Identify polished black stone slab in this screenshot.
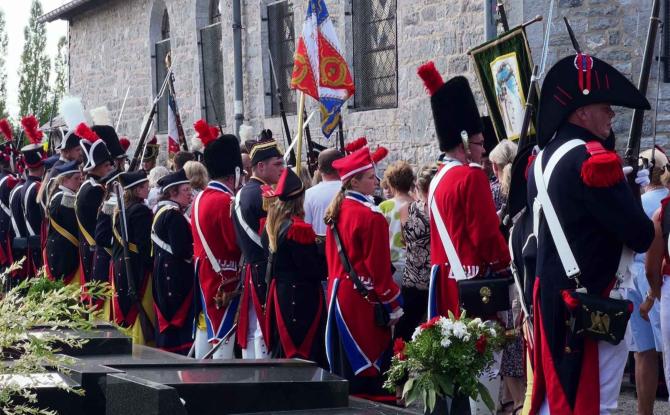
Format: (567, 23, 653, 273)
(242, 397, 422, 414)
(0, 373, 85, 414)
(103, 360, 348, 414)
(29, 323, 132, 356)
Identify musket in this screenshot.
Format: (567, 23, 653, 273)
(202, 323, 237, 359)
(128, 67, 172, 171)
(116, 87, 131, 132)
(115, 182, 155, 343)
(337, 117, 345, 153)
(207, 89, 224, 136)
(624, 0, 662, 197)
(165, 53, 188, 152)
(303, 108, 319, 175)
(268, 51, 295, 165)
(496, 1, 510, 32)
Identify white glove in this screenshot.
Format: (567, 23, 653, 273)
(622, 166, 650, 187)
(635, 168, 650, 186)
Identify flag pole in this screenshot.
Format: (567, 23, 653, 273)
(294, 91, 306, 176)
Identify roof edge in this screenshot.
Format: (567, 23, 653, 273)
(38, 0, 96, 24)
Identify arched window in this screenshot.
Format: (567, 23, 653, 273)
(153, 7, 171, 133)
(199, 0, 225, 125)
(351, 0, 398, 110)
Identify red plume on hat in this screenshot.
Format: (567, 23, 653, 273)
(344, 137, 368, 154)
(193, 119, 219, 147)
(21, 115, 43, 145)
(0, 119, 13, 141)
(75, 122, 100, 143)
(417, 61, 444, 96)
(371, 147, 388, 163)
(119, 137, 131, 151)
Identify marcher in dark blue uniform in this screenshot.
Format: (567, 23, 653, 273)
(152, 169, 195, 355)
(527, 52, 655, 414)
(44, 161, 83, 287)
(262, 167, 327, 366)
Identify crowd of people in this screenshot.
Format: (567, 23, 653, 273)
(2, 46, 670, 415)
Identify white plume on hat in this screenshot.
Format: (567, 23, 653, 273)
(190, 133, 204, 153)
(59, 96, 88, 130)
(239, 124, 255, 143)
(90, 106, 112, 126)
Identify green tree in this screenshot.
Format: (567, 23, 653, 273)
(0, 10, 9, 119)
(17, 0, 51, 123)
(44, 36, 68, 125)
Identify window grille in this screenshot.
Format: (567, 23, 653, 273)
(200, 23, 225, 126)
(155, 38, 171, 133)
(267, 1, 297, 116)
(352, 0, 398, 110)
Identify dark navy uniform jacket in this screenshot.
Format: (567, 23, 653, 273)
(527, 122, 654, 405)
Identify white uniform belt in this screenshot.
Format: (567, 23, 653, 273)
(151, 232, 173, 255)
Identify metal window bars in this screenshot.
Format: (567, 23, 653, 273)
(267, 1, 297, 116)
(352, 0, 398, 110)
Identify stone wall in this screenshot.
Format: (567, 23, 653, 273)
(519, 0, 666, 151)
(63, 0, 670, 168)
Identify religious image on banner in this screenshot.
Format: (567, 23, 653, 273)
(490, 52, 526, 140)
(469, 27, 535, 142)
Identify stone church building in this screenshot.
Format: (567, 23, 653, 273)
(39, 0, 667, 165)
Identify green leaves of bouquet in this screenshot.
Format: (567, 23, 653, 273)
(384, 311, 504, 413)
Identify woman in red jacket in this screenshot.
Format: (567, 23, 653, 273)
(324, 144, 403, 403)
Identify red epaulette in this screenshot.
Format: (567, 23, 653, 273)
(580, 141, 624, 187)
(5, 176, 19, 190)
(524, 154, 537, 180)
(287, 218, 316, 245)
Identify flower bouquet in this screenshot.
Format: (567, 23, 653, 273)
(384, 312, 504, 414)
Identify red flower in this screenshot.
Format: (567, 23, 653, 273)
(393, 338, 406, 361)
(420, 316, 441, 330)
(475, 336, 487, 354)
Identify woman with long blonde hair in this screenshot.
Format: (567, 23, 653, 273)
(263, 167, 326, 364)
(324, 144, 402, 402)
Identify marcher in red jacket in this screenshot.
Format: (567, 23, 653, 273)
(324, 144, 402, 403)
(191, 120, 244, 359)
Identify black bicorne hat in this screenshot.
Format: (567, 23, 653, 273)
(481, 116, 499, 156)
(92, 125, 125, 159)
(274, 167, 304, 202)
(249, 130, 283, 165)
(158, 169, 189, 192)
(21, 144, 46, 169)
(537, 54, 650, 147)
(101, 168, 122, 185)
(418, 62, 482, 152)
(119, 170, 148, 190)
(60, 130, 81, 150)
(53, 160, 80, 178)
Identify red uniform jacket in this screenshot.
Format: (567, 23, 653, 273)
(191, 181, 241, 342)
(325, 192, 401, 376)
(429, 161, 510, 318)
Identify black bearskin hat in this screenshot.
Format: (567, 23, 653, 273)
(193, 119, 243, 179)
(92, 125, 125, 159)
(418, 62, 482, 151)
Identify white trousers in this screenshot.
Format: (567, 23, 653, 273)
(470, 351, 502, 414)
(538, 338, 628, 415)
(241, 299, 268, 359)
(659, 275, 670, 402)
(194, 328, 236, 359)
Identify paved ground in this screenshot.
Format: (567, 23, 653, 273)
(615, 383, 669, 414)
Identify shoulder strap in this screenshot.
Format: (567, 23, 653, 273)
(330, 222, 379, 302)
(233, 186, 263, 248)
(193, 190, 223, 274)
(151, 204, 178, 255)
(23, 182, 38, 236)
(427, 160, 467, 281)
(9, 184, 23, 237)
(0, 176, 11, 217)
(533, 141, 584, 279)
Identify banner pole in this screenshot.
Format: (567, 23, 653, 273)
(294, 91, 306, 176)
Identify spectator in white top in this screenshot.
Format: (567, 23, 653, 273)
(303, 149, 344, 236)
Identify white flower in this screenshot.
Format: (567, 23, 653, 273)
(440, 337, 452, 348)
(411, 326, 423, 341)
(452, 321, 468, 340)
(489, 328, 497, 338)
